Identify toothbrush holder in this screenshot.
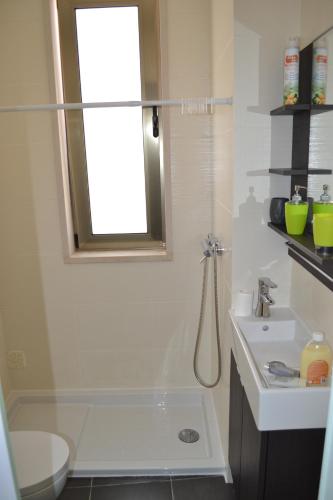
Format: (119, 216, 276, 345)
(285, 202, 309, 235)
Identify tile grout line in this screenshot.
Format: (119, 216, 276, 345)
(170, 476, 175, 500)
(93, 479, 172, 488)
(66, 485, 91, 489)
(88, 478, 93, 500)
(171, 475, 223, 482)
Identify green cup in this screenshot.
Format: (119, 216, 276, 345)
(313, 213, 333, 247)
(285, 202, 309, 235)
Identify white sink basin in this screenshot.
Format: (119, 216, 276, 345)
(236, 309, 307, 376)
(230, 308, 330, 431)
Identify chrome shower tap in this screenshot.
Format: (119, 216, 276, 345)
(201, 234, 224, 259)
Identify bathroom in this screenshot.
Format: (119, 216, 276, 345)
(1, 0, 333, 499)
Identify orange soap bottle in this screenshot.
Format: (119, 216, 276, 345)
(300, 332, 332, 386)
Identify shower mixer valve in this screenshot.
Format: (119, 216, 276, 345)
(201, 233, 225, 259)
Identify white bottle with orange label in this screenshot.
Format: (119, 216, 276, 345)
(300, 332, 332, 386)
(283, 36, 300, 105)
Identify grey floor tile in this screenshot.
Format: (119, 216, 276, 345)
(65, 477, 92, 488)
(93, 476, 170, 487)
(91, 480, 173, 499)
(171, 476, 235, 500)
(58, 486, 91, 500)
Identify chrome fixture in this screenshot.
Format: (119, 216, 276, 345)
(193, 234, 225, 389)
(255, 277, 277, 318)
(178, 429, 200, 444)
(201, 233, 224, 259)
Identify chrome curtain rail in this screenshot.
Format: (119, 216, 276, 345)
(0, 97, 233, 113)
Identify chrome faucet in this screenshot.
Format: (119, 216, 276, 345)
(255, 277, 277, 318)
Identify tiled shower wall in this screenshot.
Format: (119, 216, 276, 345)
(211, 0, 234, 455)
(0, 0, 220, 392)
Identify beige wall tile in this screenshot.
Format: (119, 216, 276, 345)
(0, 0, 220, 394)
(0, 313, 11, 401)
(78, 347, 197, 389)
(291, 262, 333, 348)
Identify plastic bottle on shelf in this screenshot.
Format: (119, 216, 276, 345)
(312, 37, 328, 105)
(283, 36, 300, 105)
(300, 332, 332, 386)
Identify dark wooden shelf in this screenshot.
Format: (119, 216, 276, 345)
(268, 222, 333, 264)
(270, 104, 310, 115)
(268, 222, 333, 290)
(270, 104, 333, 116)
(269, 168, 332, 176)
(311, 104, 333, 114)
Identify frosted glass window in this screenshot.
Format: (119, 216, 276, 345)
(75, 7, 147, 234)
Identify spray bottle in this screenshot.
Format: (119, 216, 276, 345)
(283, 37, 300, 105)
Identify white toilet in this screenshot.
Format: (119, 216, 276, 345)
(10, 431, 70, 500)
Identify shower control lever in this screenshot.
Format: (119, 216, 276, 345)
(201, 233, 225, 259)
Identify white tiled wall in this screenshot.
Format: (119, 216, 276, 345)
(0, 0, 218, 391)
(232, 0, 301, 306)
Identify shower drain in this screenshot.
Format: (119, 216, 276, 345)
(178, 429, 200, 443)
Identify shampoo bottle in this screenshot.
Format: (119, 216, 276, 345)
(283, 37, 300, 105)
(300, 332, 332, 386)
(312, 38, 328, 105)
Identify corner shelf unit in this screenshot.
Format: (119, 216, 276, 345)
(268, 43, 333, 290)
(268, 223, 333, 291)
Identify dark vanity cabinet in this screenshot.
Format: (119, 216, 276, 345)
(229, 352, 325, 500)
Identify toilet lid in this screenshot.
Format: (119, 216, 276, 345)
(10, 431, 70, 497)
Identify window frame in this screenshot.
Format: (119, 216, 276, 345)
(56, 0, 165, 251)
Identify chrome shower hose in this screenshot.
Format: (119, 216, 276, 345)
(193, 248, 222, 388)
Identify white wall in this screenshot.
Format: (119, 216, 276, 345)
(301, 0, 333, 48)
(232, 0, 301, 306)
(291, 262, 333, 346)
(0, 0, 217, 391)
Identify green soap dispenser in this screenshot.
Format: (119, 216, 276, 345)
(313, 185, 333, 214)
(285, 185, 309, 235)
